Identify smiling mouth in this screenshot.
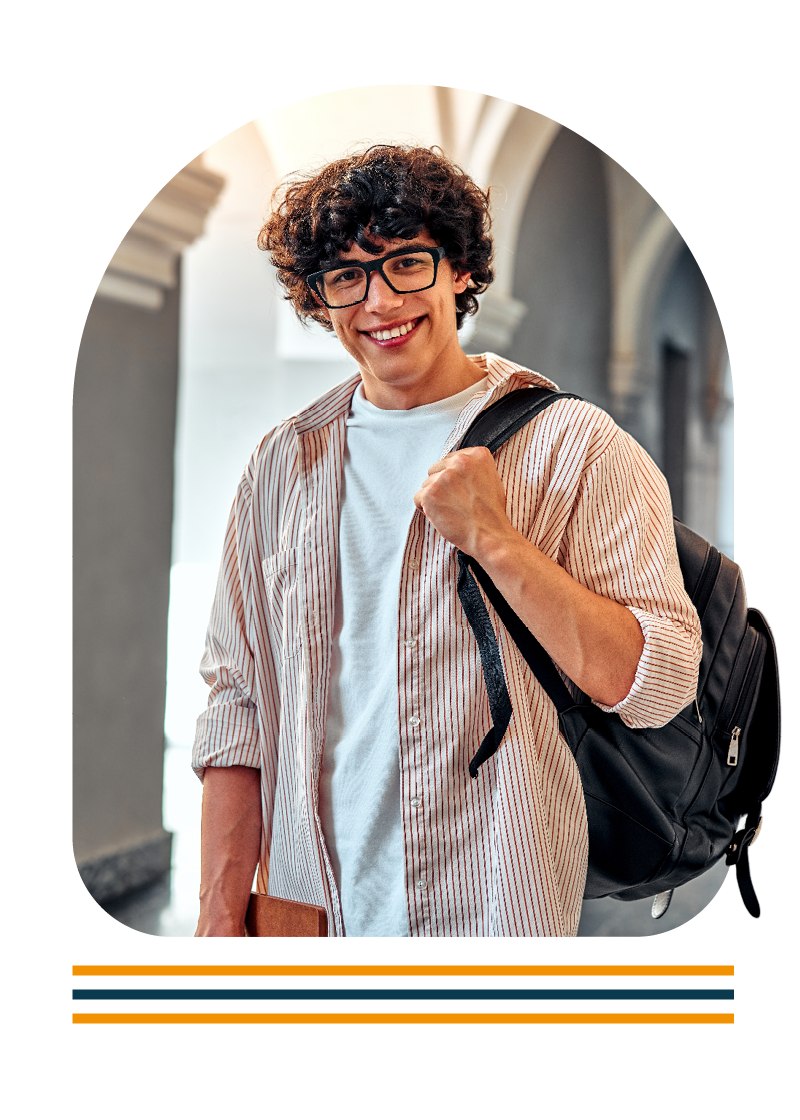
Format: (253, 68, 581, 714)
(366, 318, 420, 341)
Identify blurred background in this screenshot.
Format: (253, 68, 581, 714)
(73, 85, 734, 938)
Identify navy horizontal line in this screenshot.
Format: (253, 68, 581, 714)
(72, 989, 735, 1002)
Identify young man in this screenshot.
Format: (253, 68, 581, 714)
(193, 145, 702, 937)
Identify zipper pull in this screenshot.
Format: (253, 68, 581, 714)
(694, 698, 703, 724)
(727, 726, 741, 767)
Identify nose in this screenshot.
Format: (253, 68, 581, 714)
(363, 269, 404, 313)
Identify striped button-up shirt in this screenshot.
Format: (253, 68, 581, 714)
(193, 353, 702, 936)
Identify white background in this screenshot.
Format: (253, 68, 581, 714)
(3, 1, 798, 1115)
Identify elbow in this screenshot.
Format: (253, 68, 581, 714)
(583, 621, 646, 708)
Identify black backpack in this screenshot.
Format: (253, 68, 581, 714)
(456, 387, 781, 917)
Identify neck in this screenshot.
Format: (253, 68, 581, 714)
(359, 342, 482, 410)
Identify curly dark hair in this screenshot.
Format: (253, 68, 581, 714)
(258, 144, 494, 331)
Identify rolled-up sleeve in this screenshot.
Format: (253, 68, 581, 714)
(192, 469, 262, 778)
(561, 427, 702, 729)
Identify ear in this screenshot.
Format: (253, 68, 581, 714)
(451, 269, 471, 296)
(310, 293, 332, 323)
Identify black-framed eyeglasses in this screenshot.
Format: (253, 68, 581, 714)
(307, 245, 447, 309)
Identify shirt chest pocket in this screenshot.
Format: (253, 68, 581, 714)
(261, 548, 303, 659)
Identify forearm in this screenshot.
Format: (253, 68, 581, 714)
(196, 765, 262, 937)
(473, 525, 644, 707)
(415, 444, 645, 707)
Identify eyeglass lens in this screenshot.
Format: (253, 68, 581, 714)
(317, 251, 437, 307)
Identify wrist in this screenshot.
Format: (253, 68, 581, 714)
(195, 902, 247, 937)
(470, 523, 530, 575)
(195, 920, 245, 937)
(197, 882, 251, 933)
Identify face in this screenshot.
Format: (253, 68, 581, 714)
(315, 231, 472, 408)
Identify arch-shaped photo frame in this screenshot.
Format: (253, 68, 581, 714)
(75, 86, 740, 940)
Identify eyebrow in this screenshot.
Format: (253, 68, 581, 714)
(321, 242, 435, 269)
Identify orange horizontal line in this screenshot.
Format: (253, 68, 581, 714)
(73, 965, 734, 977)
(73, 1012, 733, 1025)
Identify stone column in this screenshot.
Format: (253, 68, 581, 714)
(73, 158, 224, 904)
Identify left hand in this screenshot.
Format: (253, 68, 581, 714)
(413, 446, 516, 560)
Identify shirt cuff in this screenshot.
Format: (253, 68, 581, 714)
(192, 707, 262, 779)
(592, 607, 701, 729)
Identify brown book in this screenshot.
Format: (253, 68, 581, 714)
(245, 891, 328, 937)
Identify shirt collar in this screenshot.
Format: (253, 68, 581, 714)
(290, 352, 559, 435)
(442, 354, 559, 453)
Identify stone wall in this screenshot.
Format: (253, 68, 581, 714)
(73, 281, 181, 902)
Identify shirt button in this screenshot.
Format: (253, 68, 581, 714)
(410, 796, 422, 808)
(417, 878, 428, 891)
(408, 716, 421, 728)
(408, 558, 420, 570)
(404, 638, 417, 649)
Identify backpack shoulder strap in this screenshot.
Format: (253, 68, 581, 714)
(458, 386, 584, 454)
(455, 386, 584, 776)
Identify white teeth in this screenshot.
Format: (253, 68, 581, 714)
(370, 320, 415, 340)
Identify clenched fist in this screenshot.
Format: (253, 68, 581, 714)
(413, 446, 517, 561)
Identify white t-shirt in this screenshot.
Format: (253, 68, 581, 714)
(318, 376, 489, 936)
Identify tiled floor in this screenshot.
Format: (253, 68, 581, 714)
(575, 858, 728, 936)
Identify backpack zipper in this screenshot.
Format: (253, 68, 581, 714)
(744, 610, 781, 803)
(719, 628, 766, 769)
(727, 727, 741, 767)
(717, 627, 760, 730)
(691, 545, 722, 621)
